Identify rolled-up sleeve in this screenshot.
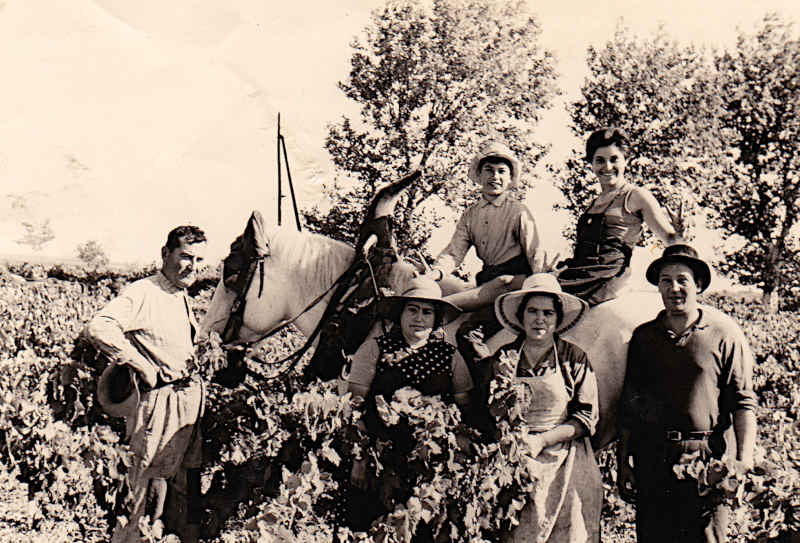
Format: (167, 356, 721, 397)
(518, 206, 544, 273)
(720, 330, 758, 414)
(565, 349, 600, 436)
(451, 351, 474, 394)
(434, 212, 472, 276)
(345, 339, 381, 389)
(85, 287, 159, 385)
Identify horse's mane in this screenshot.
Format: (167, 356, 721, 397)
(264, 226, 355, 295)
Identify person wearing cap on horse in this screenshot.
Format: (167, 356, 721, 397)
(616, 244, 757, 542)
(86, 225, 207, 542)
(340, 275, 473, 535)
(423, 141, 546, 401)
(557, 127, 680, 305)
(480, 273, 601, 542)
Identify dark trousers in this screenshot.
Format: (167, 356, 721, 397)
(632, 438, 728, 543)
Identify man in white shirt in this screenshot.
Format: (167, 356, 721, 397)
(87, 225, 207, 542)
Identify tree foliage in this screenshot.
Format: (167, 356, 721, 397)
(76, 240, 110, 270)
(555, 24, 727, 242)
(707, 15, 800, 297)
(305, 0, 559, 252)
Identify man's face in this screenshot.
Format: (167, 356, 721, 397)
(657, 262, 700, 315)
(479, 159, 512, 200)
(161, 238, 207, 290)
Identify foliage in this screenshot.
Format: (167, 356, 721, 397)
(554, 23, 726, 243)
(0, 265, 798, 542)
(76, 240, 110, 270)
(707, 14, 800, 296)
(306, 0, 558, 252)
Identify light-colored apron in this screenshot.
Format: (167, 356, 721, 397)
(503, 345, 602, 543)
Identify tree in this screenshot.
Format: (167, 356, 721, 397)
(554, 23, 727, 241)
(16, 219, 55, 251)
(304, 0, 558, 252)
(76, 240, 109, 270)
(709, 15, 800, 307)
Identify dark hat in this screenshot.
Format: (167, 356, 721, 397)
(646, 244, 711, 292)
(97, 362, 140, 418)
(378, 276, 462, 325)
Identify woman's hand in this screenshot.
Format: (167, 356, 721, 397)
(350, 458, 368, 490)
(524, 431, 545, 458)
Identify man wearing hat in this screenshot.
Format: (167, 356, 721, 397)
(616, 244, 757, 542)
(426, 141, 545, 395)
(86, 225, 207, 542)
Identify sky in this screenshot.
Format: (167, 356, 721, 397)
(1, 0, 798, 288)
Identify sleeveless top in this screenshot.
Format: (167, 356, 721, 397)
(586, 183, 643, 248)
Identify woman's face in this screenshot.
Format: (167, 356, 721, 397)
(400, 300, 436, 344)
(591, 144, 627, 186)
(522, 295, 558, 343)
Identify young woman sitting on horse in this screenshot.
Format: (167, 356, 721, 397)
(557, 127, 679, 305)
(338, 275, 472, 535)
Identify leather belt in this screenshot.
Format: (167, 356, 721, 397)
(665, 429, 714, 441)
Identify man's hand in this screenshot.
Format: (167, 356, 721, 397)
(464, 328, 491, 360)
(616, 461, 637, 503)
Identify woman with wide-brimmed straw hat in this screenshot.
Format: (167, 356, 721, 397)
(482, 273, 602, 542)
(339, 276, 473, 535)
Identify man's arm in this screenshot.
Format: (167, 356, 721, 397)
(432, 211, 472, 278)
(518, 206, 545, 273)
(733, 409, 757, 469)
(85, 289, 159, 387)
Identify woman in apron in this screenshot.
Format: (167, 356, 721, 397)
(490, 273, 601, 542)
(558, 127, 678, 305)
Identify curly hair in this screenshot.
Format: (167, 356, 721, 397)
(164, 225, 206, 251)
(584, 127, 631, 163)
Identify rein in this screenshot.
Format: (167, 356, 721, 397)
(220, 235, 382, 382)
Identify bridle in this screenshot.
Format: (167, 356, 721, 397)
(218, 230, 382, 382)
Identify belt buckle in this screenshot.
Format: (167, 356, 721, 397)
(666, 430, 682, 441)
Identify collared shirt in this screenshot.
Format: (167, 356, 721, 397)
(86, 273, 198, 384)
(620, 308, 757, 435)
(434, 192, 543, 275)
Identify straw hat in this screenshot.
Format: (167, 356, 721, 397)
(97, 362, 140, 418)
(467, 141, 521, 186)
(495, 273, 588, 335)
(378, 276, 462, 325)
(645, 244, 711, 293)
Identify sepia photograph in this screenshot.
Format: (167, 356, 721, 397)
(0, 0, 798, 541)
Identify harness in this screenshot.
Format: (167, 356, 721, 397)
(217, 211, 384, 384)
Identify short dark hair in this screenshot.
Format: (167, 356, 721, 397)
(585, 127, 631, 162)
(478, 156, 514, 174)
(164, 225, 206, 251)
(398, 299, 444, 331)
(515, 292, 564, 328)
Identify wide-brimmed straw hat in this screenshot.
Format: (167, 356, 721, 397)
(495, 273, 588, 335)
(645, 244, 711, 293)
(467, 141, 521, 186)
(378, 276, 462, 325)
(97, 362, 140, 418)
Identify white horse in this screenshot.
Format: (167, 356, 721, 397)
(199, 224, 674, 449)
